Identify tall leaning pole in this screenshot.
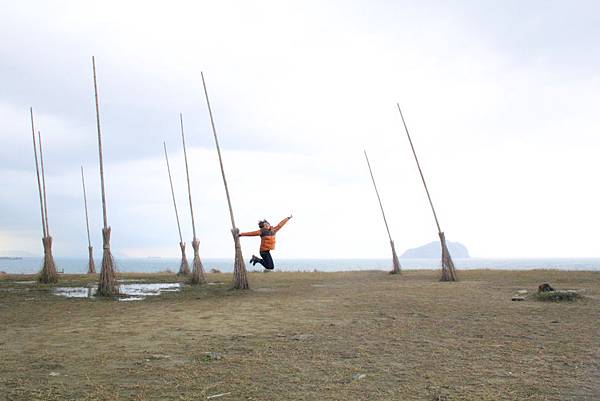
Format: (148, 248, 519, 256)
(92, 56, 119, 296)
(163, 141, 191, 277)
(30, 109, 58, 283)
(364, 150, 401, 274)
(81, 166, 96, 274)
(201, 72, 249, 289)
(396, 103, 457, 281)
(179, 115, 207, 284)
(38, 129, 59, 282)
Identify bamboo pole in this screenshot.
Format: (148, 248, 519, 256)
(164, 142, 184, 243)
(364, 150, 401, 274)
(37, 129, 58, 283)
(30, 108, 46, 238)
(93, 57, 108, 230)
(37, 131, 50, 236)
(180, 115, 206, 284)
(92, 56, 119, 296)
(201, 72, 248, 289)
(180, 115, 197, 240)
(30, 110, 58, 283)
(396, 103, 457, 281)
(81, 166, 95, 274)
(81, 166, 92, 248)
(163, 142, 190, 276)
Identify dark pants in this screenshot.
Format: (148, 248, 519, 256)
(255, 251, 275, 270)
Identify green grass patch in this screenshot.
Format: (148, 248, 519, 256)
(535, 290, 581, 302)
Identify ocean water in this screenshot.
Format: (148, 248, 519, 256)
(1, 257, 600, 274)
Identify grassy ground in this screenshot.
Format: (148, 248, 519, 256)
(0, 269, 599, 401)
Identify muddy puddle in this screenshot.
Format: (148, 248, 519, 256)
(54, 283, 182, 301)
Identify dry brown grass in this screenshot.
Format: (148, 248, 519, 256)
(1, 270, 599, 400)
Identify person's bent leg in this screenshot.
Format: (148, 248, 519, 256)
(260, 251, 274, 270)
(253, 255, 266, 267)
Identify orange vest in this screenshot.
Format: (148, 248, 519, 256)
(240, 217, 290, 251)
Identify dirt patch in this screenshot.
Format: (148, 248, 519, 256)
(1, 270, 599, 400)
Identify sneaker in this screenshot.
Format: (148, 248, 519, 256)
(250, 255, 259, 265)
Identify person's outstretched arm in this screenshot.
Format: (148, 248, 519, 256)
(273, 215, 292, 233)
(239, 229, 261, 237)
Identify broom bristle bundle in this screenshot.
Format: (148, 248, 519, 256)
(38, 236, 59, 283)
(87, 245, 96, 274)
(190, 239, 207, 285)
(97, 227, 119, 296)
(232, 233, 249, 289)
(439, 232, 457, 282)
(178, 242, 191, 276)
(389, 240, 402, 275)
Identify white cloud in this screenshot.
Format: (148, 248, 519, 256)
(1, 0, 600, 258)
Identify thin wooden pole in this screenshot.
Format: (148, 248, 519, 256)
(201, 72, 236, 230)
(31, 113, 58, 283)
(92, 56, 118, 295)
(81, 165, 96, 274)
(29, 108, 47, 238)
(179, 114, 206, 283)
(364, 150, 393, 242)
(396, 103, 456, 281)
(179, 114, 197, 240)
(163, 142, 184, 243)
(80, 166, 92, 247)
(93, 56, 109, 230)
(201, 72, 248, 289)
(37, 131, 50, 236)
(396, 103, 442, 234)
(364, 150, 401, 274)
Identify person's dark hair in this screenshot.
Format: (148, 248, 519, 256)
(258, 220, 269, 228)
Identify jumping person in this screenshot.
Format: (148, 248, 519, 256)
(238, 216, 292, 270)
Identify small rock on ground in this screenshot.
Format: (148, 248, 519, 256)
(290, 334, 313, 341)
(205, 352, 222, 361)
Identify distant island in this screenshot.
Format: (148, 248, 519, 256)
(0, 256, 23, 260)
(401, 241, 470, 258)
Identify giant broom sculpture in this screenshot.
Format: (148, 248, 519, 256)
(163, 141, 191, 276)
(179, 115, 207, 285)
(80, 166, 96, 274)
(397, 104, 457, 281)
(364, 150, 401, 274)
(92, 56, 119, 296)
(30, 108, 58, 284)
(201, 72, 249, 289)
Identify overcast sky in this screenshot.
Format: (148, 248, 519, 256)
(1, 0, 599, 259)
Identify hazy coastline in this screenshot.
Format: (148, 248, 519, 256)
(2, 256, 600, 274)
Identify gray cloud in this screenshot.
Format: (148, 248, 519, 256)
(2, 0, 600, 258)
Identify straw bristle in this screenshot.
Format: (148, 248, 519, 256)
(232, 235, 249, 289)
(389, 240, 402, 275)
(38, 236, 59, 283)
(178, 242, 191, 276)
(97, 227, 119, 296)
(190, 239, 207, 285)
(439, 232, 457, 282)
(87, 245, 96, 274)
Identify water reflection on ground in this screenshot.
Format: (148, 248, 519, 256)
(54, 283, 182, 301)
